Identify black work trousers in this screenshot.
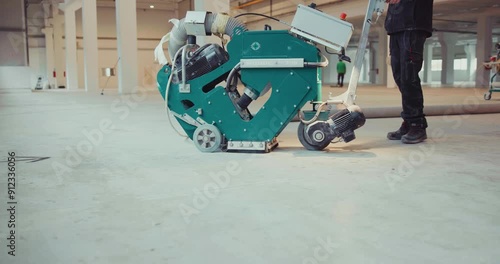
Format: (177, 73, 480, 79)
(337, 73, 345, 87)
(389, 30, 428, 127)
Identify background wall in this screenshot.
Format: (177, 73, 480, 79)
(73, 7, 174, 90)
(0, 0, 28, 66)
(1, 3, 175, 90)
(0, 0, 29, 89)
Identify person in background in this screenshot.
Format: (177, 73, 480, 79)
(336, 59, 346, 87)
(385, 0, 434, 144)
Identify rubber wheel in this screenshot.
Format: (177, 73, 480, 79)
(193, 124, 222, 152)
(297, 122, 330, 151)
(484, 93, 492, 100)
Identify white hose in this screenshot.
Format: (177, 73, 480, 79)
(164, 45, 189, 138)
(211, 13, 230, 35)
(154, 33, 170, 65)
(299, 102, 328, 125)
(168, 13, 247, 61)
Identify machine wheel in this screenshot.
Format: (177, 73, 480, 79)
(193, 124, 222, 152)
(297, 122, 330, 151)
(484, 93, 492, 100)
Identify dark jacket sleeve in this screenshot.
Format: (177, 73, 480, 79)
(384, 0, 434, 37)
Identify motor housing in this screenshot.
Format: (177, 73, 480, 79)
(174, 44, 229, 82)
(306, 105, 366, 147)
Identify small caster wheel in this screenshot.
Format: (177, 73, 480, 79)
(484, 93, 492, 100)
(193, 124, 222, 152)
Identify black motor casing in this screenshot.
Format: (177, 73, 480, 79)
(174, 44, 229, 82)
(306, 105, 366, 146)
(329, 107, 366, 142)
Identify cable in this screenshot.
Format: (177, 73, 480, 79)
(324, 46, 339, 55)
(234, 13, 291, 27)
(164, 45, 189, 138)
(304, 53, 329, 68)
(298, 102, 328, 125)
(225, 63, 241, 92)
(234, 12, 280, 21)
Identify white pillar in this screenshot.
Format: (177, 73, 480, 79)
(387, 35, 397, 88)
(194, 0, 229, 14)
(53, 10, 65, 88)
(423, 42, 433, 84)
(476, 16, 493, 88)
(116, 0, 138, 94)
(194, 0, 230, 45)
(42, 27, 56, 89)
(82, 0, 99, 92)
(438, 32, 457, 85)
(464, 43, 476, 82)
(65, 8, 78, 90)
(377, 27, 388, 85)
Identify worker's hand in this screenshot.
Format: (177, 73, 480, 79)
(386, 0, 401, 4)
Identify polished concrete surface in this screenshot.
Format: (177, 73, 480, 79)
(0, 87, 499, 264)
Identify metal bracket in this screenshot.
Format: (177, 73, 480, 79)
(179, 83, 191, 93)
(171, 111, 199, 126)
(240, 58, 305, 68)
(227, 138, 278, 152)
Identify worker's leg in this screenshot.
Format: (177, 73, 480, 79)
(399, 30, 428, 143)
(387, 33, 410, 140)
(400, 30, 426, 124)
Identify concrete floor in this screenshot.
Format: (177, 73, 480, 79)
(1, 87, 500, 264)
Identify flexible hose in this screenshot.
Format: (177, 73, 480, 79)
(164, 45, 189, 138)
(225, 63, 241, 91)
(168, 13, 247, 60)
(168, 18, 187, 61)
(304, 53, 329, 68)
(299, 102, 328, 125)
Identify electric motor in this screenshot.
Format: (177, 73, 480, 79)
(173, 44, 229, 82)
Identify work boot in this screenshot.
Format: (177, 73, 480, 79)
(401, 125, 427, 144)
(387, 121, 409, 140)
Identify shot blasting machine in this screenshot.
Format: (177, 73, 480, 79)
(156, 0, 386, 152)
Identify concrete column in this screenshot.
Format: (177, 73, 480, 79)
(464, 43, 476, 82)
(377, 27, 388, 85)
(53, 9, 65, 88)
(64, 8, 78, 90)
(387, 35, 397, 88)
(194, 0, 230, 45)
(476, 16, 493, 87)
(116, 0, 138, 94)
(423, 42, 433, 84)
(438, 32, 457, 85)
(82, 0, 99, 92)
(42, 27, 56, 89)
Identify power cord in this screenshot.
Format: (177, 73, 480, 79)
(164, 46, 189, 138)
(234, 13, 291, 27)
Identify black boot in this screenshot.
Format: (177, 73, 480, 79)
(401, 124, 427, 144)
(387, 121, 409, 140)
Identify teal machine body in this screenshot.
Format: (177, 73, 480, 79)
(157, 2, 386, 152)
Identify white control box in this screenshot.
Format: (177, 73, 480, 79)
(290, 5, 353, 52)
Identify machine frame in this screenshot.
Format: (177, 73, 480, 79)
(156, 0, 387, 153)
